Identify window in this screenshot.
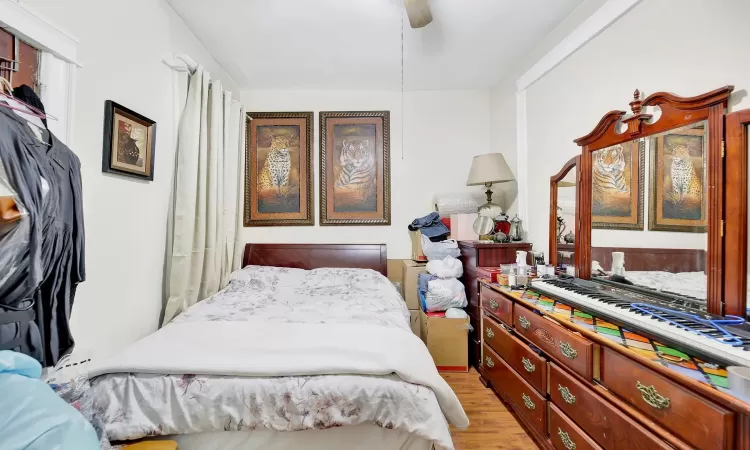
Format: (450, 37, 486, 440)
(0, 28, 40, 92)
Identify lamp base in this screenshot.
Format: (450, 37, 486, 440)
(477, 183, 503, 218)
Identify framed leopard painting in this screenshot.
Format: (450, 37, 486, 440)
(319, 111, 391, 226)
(244, 112, 314, 226)
(649, 121, 708, 233)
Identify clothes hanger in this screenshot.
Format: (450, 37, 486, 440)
(0, 77, 11, 95)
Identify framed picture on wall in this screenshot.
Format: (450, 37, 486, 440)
(244, 111, 314, 226)
(319, 111, 391, 225)
(648, 122, 708, 232)
(102, 100, 156, 180)
(591, 139, 644, 230)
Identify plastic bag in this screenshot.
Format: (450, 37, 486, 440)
(421, 235, 460, 260)
(0, 156, 31, 290)
(0, 350, 99, 450)
(424, 278, 468, 312)
(426, 256, 463, 279)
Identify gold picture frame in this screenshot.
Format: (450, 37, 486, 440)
(592, 139, 645, 230)
(319, 111, 391, 226)
(648, 122, 708, 233)
(244, 112, 314, 226)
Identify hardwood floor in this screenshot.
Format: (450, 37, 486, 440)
(442, 369, 538, 449)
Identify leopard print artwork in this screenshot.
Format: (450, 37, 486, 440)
(669, 144, 702, 203)
(257, 135, 293, 194)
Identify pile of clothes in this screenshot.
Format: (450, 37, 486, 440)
(418, 256, 467, 313)
(408, 212, 449, 242)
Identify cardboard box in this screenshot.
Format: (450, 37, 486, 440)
(409, 310, 420, 336)
(387, 259, 405, 296)
(449, 213, 478, 241)
(419, 310, 469, 372)
(409, 230, 427, 262)
(402, 260, 428, 309)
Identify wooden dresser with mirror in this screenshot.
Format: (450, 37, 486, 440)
(478, 86, 750, 449)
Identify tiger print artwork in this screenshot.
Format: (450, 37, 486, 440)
(591, 140, 644, 229)
(257, 134, 293, 195)
(335, 139, 376, 200)
(592, 144, 630, 214)
(668, 143, 702, 204)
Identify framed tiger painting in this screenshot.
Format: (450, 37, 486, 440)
(244, 112, 313, 226)
(319, 111, 391, 225)
(591, 139, 645, 230)
(648, 122, 708, 232)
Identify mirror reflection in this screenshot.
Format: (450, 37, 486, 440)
(556, 170, 576, 270)
(591, 121, 708, 308)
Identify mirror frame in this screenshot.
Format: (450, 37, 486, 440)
(549, 155, 580, 268)
(573, 86, 733, 315)
(724, 109, 750, 316)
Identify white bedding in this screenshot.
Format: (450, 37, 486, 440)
(623, 271, 706, 300)
(162, 425, 433, 450)
(88, 266, 466, 449)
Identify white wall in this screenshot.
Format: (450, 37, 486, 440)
(241, 89, 492, 258)
(489, 0, 608, 219)
(492, 0, 750, 261)
(19, 0, 239, 355)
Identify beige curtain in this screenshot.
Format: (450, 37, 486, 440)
(162, 66, 245, 325)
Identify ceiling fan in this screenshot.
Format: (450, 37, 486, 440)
(403, 0, 433, 28)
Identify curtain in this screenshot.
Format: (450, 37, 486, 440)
(162, 66, 245, 325)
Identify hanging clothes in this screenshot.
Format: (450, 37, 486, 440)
(0, 90, 85, 366)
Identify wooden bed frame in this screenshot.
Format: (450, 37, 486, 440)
(242, 243, 388, 276)
(591, 247, 706, 273)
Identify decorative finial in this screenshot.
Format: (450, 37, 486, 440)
(630, 88, 643, 115)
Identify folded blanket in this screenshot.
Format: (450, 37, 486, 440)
(87, 321, 469, 430)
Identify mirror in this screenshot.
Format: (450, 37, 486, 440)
(549, 156, 578, 271)
(590, 122, 708, 307)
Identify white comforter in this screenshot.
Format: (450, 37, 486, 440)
(88, 266, 466, 449)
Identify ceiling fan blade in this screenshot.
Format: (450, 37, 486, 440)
(404, 0, 432, 28)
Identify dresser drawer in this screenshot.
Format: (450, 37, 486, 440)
(550, 363, 673, 449)
(481, 286, 512, 325)
(483, 343, 546, 436)
(549, 403, 602, 450)
(600, 348, 733, 450)
(513, 304, 596, 380)
(484, 315, 546, 394)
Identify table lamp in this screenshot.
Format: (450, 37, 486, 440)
(466, 153, 514, 218)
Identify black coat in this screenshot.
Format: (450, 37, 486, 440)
(0, 103, 85, 365)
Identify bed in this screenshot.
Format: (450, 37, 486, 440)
(86, 244, 467, 450)
(591, 246, 707, 300)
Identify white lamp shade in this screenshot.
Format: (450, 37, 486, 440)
(466, 153, 514, 186)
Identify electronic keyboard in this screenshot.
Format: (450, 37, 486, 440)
(531, 277, 750, 368)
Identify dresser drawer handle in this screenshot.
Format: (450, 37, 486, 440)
(489, 299, 499, 309)
(636, 381, 670, 410)
(486, 327, 494, 339)
(560, 341, 578, 359)
(558, 428, 577, 450)
(485, 356, 495, 368)
(521, 357, 535, 373)
(522, 393, 535, 410)
(558, 385, 576, 404)
(519, 316, 531, 329)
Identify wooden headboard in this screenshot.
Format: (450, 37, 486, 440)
(591, 247, 706, 273)
(242, 243, 388, 276)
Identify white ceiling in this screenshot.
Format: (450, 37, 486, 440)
(168, 0, 584, 91)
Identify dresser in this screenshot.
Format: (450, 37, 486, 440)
(478, 280, 750, 450)
(457, 240, 532, 369)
